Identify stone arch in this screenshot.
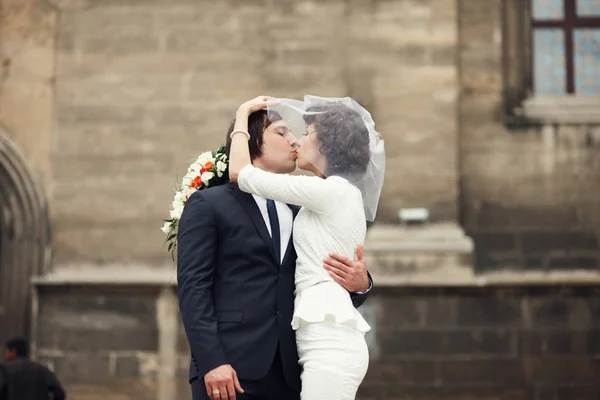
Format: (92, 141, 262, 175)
(0, 130, 50, 345)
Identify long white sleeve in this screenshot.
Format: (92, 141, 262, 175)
(238, 164, 335, 214)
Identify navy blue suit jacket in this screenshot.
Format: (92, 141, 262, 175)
(177, 183, 370, 392)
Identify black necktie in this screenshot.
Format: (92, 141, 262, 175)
(266, 199, 281, 264)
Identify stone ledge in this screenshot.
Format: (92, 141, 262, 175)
(372, 269, 600, 287)
(33, 254, 600, 289)
(520, 95, 600, 124)
(364, 222, 475, 281)
(365, 223, 600, 287)
(32, 265, 177, 286)
(365, 222, 474, 253)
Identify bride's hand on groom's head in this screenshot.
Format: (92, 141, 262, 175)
(236, 95, 277, 117)
(323, 244, 370, 293)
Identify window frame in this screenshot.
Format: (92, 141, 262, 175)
(502, 0, 600, 126)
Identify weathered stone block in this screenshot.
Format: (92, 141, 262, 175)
(456, 297, 522, 327)
(527, 298, 591, 329)
(554, 385, 600, 400)
(379, 329, 513, 357)
(37, 290, 158, 351)
(521, 232, 598, 253)
(366, 360, 436, 384)
(439, 359, 524, 384)
(81, 36, 160, 55)
(51, 170, 175, 226)
(44, 354, 111, 381)
(115, 355, 140, 378)
(377, 297, 425, 328)
(477, 255, 525, 271)
(548, 256, 598, 270)
(57, 105, 145, 124)
(524, 357, 598, 383)
(164, 30, 225, 53)
(519, 330, 596, 355)
(474, 232, 518, 253)
(590, 298, 600, 328)
(52, 223, 170, 265)
(358, 384, 528, 400)
(364, 223, 474, 283)
(58, 74, 186, 105)
(75, 9, 154, 34)
(424, 297, 458, 327)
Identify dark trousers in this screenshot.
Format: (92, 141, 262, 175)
(191, 348, 300, 400)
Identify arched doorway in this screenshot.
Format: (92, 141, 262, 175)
(0, 131, 50, 346)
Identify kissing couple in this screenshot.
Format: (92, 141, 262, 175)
(177, 95, 385, 400)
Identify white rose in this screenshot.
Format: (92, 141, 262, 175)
(216, 161, 227, 172)
(201, 171, 215, 185)
(182, 185, 196, 198)
(172, 192, 186, 209)
(161, 222, 172, 235)
(181, 175, 193, 188)
(170, 206, 184, 220)
(189, 164, 200, 177)
(196, 152, 213, 166)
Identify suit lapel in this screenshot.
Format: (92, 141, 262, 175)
(229, 184, 279, 266)
(281, 205, 300, 267)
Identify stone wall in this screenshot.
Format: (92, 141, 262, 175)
(36, 286, 162, 380)
(9, 1, 600, 398)
(33, 281, 191, 399)
(47, 0, 459, 268)
(0, 0, 56, 195)
(458, 0, 600, 271)
(359, 285, 600, 400)
(33, 282, 600, 400)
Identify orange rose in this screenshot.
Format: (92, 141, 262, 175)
(191, 176, 202, 189)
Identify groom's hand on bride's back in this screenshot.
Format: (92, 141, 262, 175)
(204, 364, 244, 400)
(323, 244, 370, 293)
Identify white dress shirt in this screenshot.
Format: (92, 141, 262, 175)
(252, 194, 293, 263)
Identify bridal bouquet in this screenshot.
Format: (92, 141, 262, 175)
(162, 145, 229, 258)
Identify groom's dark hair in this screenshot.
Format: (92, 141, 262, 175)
(225, 110, 282, 161)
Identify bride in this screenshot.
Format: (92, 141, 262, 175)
(229, 95, 385, 399)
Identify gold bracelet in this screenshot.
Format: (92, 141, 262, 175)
(230, 129, 250, 140)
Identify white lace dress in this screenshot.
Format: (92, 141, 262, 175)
(238, 164, 370, 400)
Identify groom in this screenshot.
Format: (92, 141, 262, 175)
(177, 107, 372, 400)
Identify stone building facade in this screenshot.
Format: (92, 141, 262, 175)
(0, 0, 599, 399)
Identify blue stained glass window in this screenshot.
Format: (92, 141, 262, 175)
(577, 0, 600, 17)
(533, 0, 565, 20)
(533, 29, 567, 94)
(574, 29, 600, 95)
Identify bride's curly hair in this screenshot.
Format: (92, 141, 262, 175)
(303, 103, 370, 180)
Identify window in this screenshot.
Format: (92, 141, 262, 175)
(503, 0, 600, 125)
(532, 0, 600, 95)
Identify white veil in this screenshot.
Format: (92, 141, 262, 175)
(268, 95, 385, 221)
